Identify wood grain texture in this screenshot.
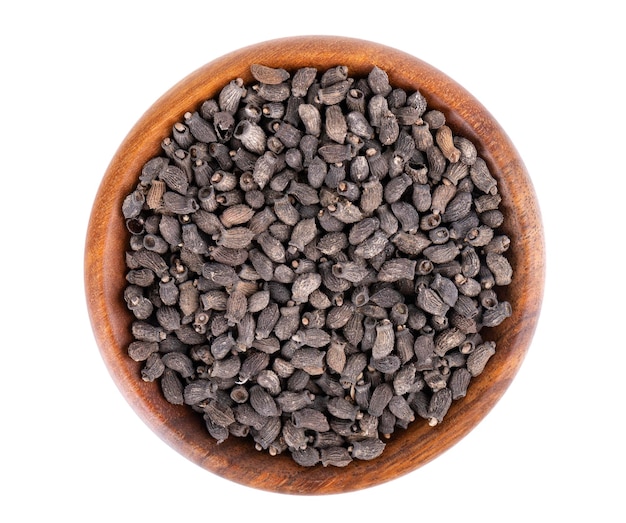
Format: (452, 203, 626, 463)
(84, 35, 545, 495)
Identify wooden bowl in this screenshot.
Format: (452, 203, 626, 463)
(85, 35, 544, 494)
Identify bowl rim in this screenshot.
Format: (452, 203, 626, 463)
(85, 35, 545, 495)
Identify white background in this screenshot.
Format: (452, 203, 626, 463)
(2, 1, 624, 521)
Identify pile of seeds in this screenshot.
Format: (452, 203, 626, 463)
(121, 63, 513, 467)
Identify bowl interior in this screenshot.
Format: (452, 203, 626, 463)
(85, 35, 544, 494)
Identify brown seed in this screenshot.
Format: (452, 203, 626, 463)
(426, 146, 447, 182)
(301, 309, 326, 330)
(132, 249, 169, 278)
(248, 249, 275, 282)
(281, 419, 308, 451)
(319, 65, 348, 87)
(145, 179, 166, 210)
(182, 379, 213, 406)
(325, 302, 355, 330)
(431, 179, 457, 215)
(190, 211, 220, 240)
(180, 223, 207, 255)
(158, 165, 188, 195)
(249, 151, 277, 189)
(348, 217, 379, 245)
(217, 78, 246, 113)
(272, 121, 302, 149)
(291, 347, 326, 374)
(371, 354, 401, 374)
(483, 234, 510, 255)
(422, 109, 446, 129)
(318, 143, 353, 163)
(393, 362, 417, 395)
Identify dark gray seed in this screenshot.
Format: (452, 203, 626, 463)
(368, 383, 394, 417)
(292, 408, 330, 432)
(427, 387, 453, 426)
(320, 446, 353, 467)
(351, 438, 386, 461)
(161, 368, 184, 405)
